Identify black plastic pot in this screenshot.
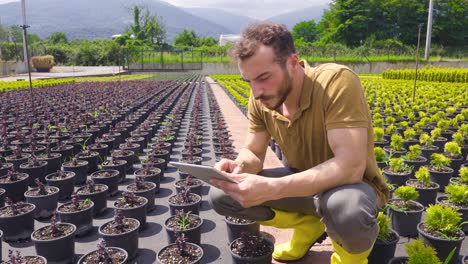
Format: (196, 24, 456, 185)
(383, 167, 412, 187)
(76, 151, 100, 174)
(126, 182, 156, 212)
(99, 218, 140, 260)
(91, 169, 120, 197)
(102, 159, 127, 183)
(58, 201, 94, 237)
(0, 162, 13, 177)
(78, 246, 128, 264)
(45, 171, 76, 201)
(37, 153, 62, 175)
(113, 196, 148, 230)
(51, 144, 74, 163)
(229, 235, 274, 264)
(25, 186, 60, 219)
(368, 228, 399, 264)
(157, 241, 204, 264)
(387, 256, 408, 264)
(175, 178, 203, 197)
(62, 159, 89, 185)
(76, 184, 108, 216)
(0, 188, 4, 208)
(417, 223, 465, 264)
(404, 156, 428, 177)
(134, 168, 161, 191)
(165, 213, 203, 245)
(388, 199, 424, 237)
(406, 179, 439, 207)
(436, 196, 468, 233)
(225, 217, 260, 243)
(114, 150, 135, 174)
(0, 172, 29, 202)
(31, 223, 76, 264)
(19, 160, 48, 187)
(168, 193, 202, 216)
(0, 203, 35, 241)
(429, 166, 454, 191)
(5, 152, 31, 171)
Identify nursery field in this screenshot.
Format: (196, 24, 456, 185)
(0, 70, 466, 264)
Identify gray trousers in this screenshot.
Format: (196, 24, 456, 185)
(209, 167, 379, 253)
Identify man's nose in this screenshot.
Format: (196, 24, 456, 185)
(250, 81, 263, 99)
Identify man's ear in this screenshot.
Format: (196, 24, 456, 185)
(287, 54, 300, 71)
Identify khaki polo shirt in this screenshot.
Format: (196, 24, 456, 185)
(248, 61, 389, 208)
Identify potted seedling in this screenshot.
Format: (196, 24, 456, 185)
(76, 143, 100, 174)
(25, 178, 59, 218)
(437, 184, 468, 233)
(417, 204, 466, 264)
(406, 166, 439, 207)
(443, 141, 463, 176)
(134, 163, 162, 190)
(31, 211, 77, 264)
(374, 146, 388, 169)
(368, 212, 400, 264)
(450, 166, 468, 186)
(0, 168, 29, 202)
(112, 149, 135, 174)
(51, 140, 74, 163)
(4, 250, 47, 264)
(78, 239, 128, 264)
(145, 146, 169, 170)
(0, 197, 35, 241)
(384, 134, 407, 158)
(0, 155, 13, 177)
(229, 231, 274, 264)
(99, 211, 140, 260)
(383, 157, 412, 187)
(431, 128, 448, 151)
(37, 143, 62, 175)
(57, 193, 94, 236)
(165, 209, 203, 245)
(102, 153, 127, 182)
(119, 141, 140, 164)
(19, 155, 48, 187)
(62, 156, 89, 185)
(76, 179, 109, 216)
(437, 119, 454, 141)
(113, 192, 148, 230)
(419, 133, 439, 160)
(91, 169, 120, 196)
(168, 185, 202, 216)
(387, 239, 442, 264)
(387, 186, 424, 237)
(157, 233, 204, 264)
(403, 144, 427, 174)
(453, 131, 467, 161)
(126, 176, 156, 212)
(45, 170, 76, 200)
(5, 146, 31, 171)
(175, 176, 203, 197)
(428, 153, 454, 191)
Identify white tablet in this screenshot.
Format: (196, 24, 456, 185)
(169, 162, 238, 184)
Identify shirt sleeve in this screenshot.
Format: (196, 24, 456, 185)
(247, 93, 267, 133)
(323, 68, 370, 130)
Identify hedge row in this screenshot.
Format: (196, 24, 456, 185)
(382, 67, 468, 83)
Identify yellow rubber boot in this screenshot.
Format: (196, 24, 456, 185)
(257, 208, 326, 262)
(331, 240, 372, 264)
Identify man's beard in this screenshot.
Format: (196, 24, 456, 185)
(264, 71, 293, 110)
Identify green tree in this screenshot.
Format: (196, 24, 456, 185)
(197, 36, 217, 47)
(47, 32, 68, 44)
(129, 5, 166, 46)
(173, 29, 198, 47)
(292, 20, 319, 43)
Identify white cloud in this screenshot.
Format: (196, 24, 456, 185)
(0, 0, 18, 4)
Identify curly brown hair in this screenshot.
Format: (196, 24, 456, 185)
(229, 22, 295, 67)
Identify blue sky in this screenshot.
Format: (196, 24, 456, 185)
(0, 0, 331, 19)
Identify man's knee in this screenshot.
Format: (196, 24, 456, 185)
(319, 183, 379, 252)
(209, 187, 233, 216)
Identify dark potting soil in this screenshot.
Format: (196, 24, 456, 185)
(135, 169, 159, 176)
(127, 182, 154, 192)
(0, 203, 34, 216)
(169, 193, 200, 205)
(80, 248, 127, 264)
(94, 171, 117, 178)
(21, 161, 47, 168)
(166, 214, 202, 231)
(101, 218, 139, 235)
(77, 185, 107, 195)
(438, 197, 468, 211)
(406, 180, 438, 189)
(64, 160, 87, 167)
(3, 256, 46, 264)
(418, 223, 464, 240)
(32, 223, 74, 240)
(175, 179, 202, 187)
(407, 156, 426, 162)
(428, 165, 453, 173)
(47, 172, 74, 180)
(59, 200, 93, 213)
(381, 230, 399, 244)
(382, 168, 412, 175)
(25, 187, 58, 196)
(114, 196, 146, 208)
(0, 173, 27, 183)
(226, 216, 255, 225)
(158, 243, 202, 264)
(388, 199, 423, 211)
(230, 236, 273, 258)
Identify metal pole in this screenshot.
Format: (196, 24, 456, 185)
(413, 23, 423, 102)
(424, 0, 434, 60)
(21, 0, 35, 115)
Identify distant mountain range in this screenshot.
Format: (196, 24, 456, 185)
(0, 0, 327, 42)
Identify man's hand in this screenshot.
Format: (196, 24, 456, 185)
(210, 173, 279, 208)
(214, 158, 243, 174)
